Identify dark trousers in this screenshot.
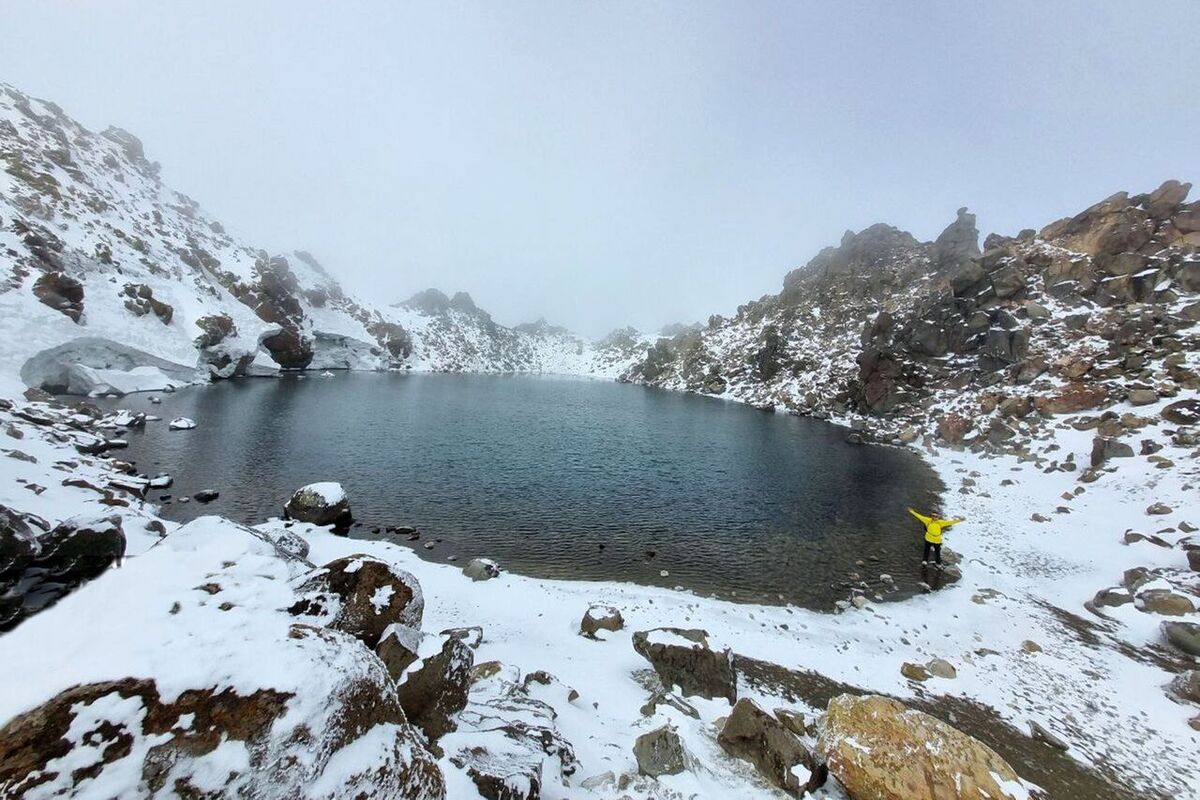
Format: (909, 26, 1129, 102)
(923, 542, 942, 564)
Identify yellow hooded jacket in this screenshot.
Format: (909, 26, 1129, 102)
(908, 508, 964, 545)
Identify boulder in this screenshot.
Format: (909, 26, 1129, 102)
(1092, 587, 1132, 608)
(1136, 589, 1196, 616)
(1144, 179, 1191, 218)
(1162, 399, 1200, 425)
(0, 505, 38, 589)
(283, 482, 352, 526)
(633, 724, 686, 777)
(901, 662, 930, 681)
(289, 555, 423, 649)
(818, 694, 1025, 800)
(1127, 388, 1158, 406)
(580, 604, 624, 638)
(377, 622, 423, 681)
(1146, 502, 1173, 515)
(1090, 436, 1134, 467)
(32, 514, 125, 586)
(0, 666, 444, 800)
(462, 557, 500, 582)
(397, 635, 474, 744)
(1169, 670, 1200, 704)
(121, 283, 173, 324)
(718, 698, 825, 795)
(168, 417, 197, 430)
(1163, 621, 1200, 656)
(632, 628, 737, 703)
(194, 313, 237, 348)
(32, 272, 84, 322)
(260, 327, 314, 370)
(931, 208, 981, 271)
(1034, 384, 1108, 416)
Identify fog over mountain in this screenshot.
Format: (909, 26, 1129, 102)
(2, 2, 1196, 337)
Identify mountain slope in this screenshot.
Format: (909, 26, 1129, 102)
(0, 83, 646, 396)
(622, 184, 1200, 449)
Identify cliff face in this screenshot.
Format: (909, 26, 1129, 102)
(623, 180, 1200, 451)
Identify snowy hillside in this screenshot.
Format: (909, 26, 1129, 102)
(0, 83, 649, 398)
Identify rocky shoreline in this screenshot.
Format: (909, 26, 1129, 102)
(1, 360, 1197, 798)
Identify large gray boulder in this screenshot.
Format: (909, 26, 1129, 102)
(632, 628, 737, 703)
(283, 482, 352, 526)
(931, 207, 981, 272)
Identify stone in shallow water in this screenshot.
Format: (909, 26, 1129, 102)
(283, 482, 351, 526)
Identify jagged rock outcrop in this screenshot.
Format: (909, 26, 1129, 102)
(622, 180, 1199, 442)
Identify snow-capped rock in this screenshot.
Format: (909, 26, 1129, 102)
(283, 482, 352, 526)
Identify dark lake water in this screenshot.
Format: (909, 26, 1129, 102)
(103, 373, 944, 608)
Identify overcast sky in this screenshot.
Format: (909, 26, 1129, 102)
(2, 2, 1197, 336)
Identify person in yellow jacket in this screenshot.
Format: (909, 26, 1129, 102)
(908, 508, 965, 567)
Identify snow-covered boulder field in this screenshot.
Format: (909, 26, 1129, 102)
(0, 517, 446, 799)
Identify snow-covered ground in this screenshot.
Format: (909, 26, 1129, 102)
(0, 372, 1196, 798)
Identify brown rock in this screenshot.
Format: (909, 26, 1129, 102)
(818, 694, 1025, 800)
(32, 272, 84, 322)
(1162, 399, 1200, 425)
(632, 628, 737, 703)
(289, 555, 423, 649)
(1136, 589, 1196, 616)
(1035, 384, 1108, 416)
(718, 698, 825, 795)
(1144, 179, 1191, 218)
(396, 635, 474, 745)
(580, 604, 624, 638)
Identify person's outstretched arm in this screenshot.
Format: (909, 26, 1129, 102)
(908, 508, 932, 525)
(939, 516, 966, 528)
